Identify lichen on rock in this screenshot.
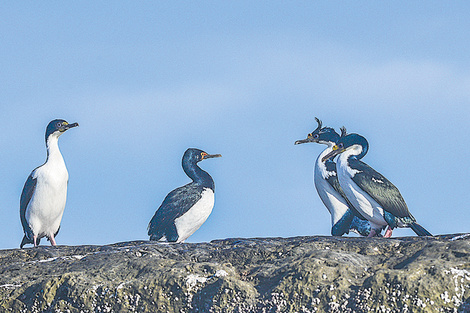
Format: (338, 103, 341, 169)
(0, 234, 469, 312)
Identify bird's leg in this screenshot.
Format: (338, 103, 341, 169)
(49, 235, 57, 246)
(367, 229, 377, 238)
(33, 235, 38, 247)
(384, 226, 393, 238)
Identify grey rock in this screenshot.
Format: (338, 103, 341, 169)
(0, 234, 469, 312)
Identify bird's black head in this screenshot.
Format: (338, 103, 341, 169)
(295, 117, 340, 145)
(183, 148, 222, 164)
(45, 119, 79, 141)
(322, 133, 369, 162)
(182, 148, 222, 188)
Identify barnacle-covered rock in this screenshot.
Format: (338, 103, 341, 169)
(0, 234, 469, 312)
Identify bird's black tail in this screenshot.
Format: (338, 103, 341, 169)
(410, 222, 433, 236)
(148, 223, 179, 242)
(148, 219, 164, 241)
(20, 235, 41, 248)
(20, 235, 32, 249)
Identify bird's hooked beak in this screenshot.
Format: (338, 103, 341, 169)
(202, 153, 222, 160)
(294, 134, 316, 145)
(294, 138, 308, 145)
(321, 144, 344, 162)
(60, 122, 79, 132)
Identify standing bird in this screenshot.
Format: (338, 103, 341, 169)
(323, 132, 432, 237)
(20, 119, 79, 248)
(148, 148, 221, 243)
(295, 118, 374, 236)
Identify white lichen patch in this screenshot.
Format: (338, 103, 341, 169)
(37, 257, 59, 263)
(69, 254, 88, 260)
(185, 268, 229, 293)
(215, 269, 228, 277)
(0, 284, 22, 289)
(116, 281, 130, 291)
(448, 267, 470, 280)
(185, 274, 208, 291)
(24, 253, 90, 266)
(442, 267, 470, 307)
(450, 234, 470, 241)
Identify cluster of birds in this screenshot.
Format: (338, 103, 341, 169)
(295, 118, 432, 238)
(19, 118, 431, 249)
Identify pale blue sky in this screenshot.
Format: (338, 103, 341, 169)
(1, 2, 469, 249)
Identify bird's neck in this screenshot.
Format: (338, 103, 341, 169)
(351, 141, 368, 160)
(183, 162, 214, 190)
(316, 143, 335, 163)
(316, 143, 335, 165)
(45, 134, 64, 163)
(339, 143, 367, 165)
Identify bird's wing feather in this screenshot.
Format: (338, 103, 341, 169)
(349, 158, 411, 218)
(148, 183, 204, 235)
(20, 172, 37, 238)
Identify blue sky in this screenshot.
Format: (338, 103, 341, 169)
(1, 2, 469, 249)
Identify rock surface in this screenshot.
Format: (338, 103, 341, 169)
(0, 234, 470, 312)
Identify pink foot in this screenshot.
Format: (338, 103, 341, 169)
(33, 236, 38, 247)
(50, 236, 57, 246)
(384, 226, 393, 238)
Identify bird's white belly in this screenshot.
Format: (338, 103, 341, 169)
(337, 169, 387, 229)
(314, 171, 349, 226)
(27, 165, 68, 238)
(174, 188, 214, 243)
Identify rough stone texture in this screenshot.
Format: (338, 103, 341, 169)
(0, 234, 469, 312)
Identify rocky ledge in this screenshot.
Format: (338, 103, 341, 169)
(0, 234, 469, 312)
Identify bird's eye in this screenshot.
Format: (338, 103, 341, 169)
(57, 123, 62, 127)
(313, 134, 319, 139)
(338, 143, 344, 148)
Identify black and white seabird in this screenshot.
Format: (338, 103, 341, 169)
(295, 118, 375, 236)
(20, 119, 79, 248)
(148, 148, 221, 243)
(323, 132, 432, 237)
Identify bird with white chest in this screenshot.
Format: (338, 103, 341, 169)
(20, 119, 79, 248)
(323, 132, 432, 238)
(295, 118, 375, 236)
(148, 148, 221, 243)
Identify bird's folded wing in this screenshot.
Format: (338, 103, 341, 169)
(148, 183, 204, 232)
(20, 172, 37, 237)
(349, 159, 411, 218)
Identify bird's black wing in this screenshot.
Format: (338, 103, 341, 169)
(20, 171, 37, 241)
(325, 160, 366, 221)
(148, 183, 204, 237)
(349, 158, 411, 218)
